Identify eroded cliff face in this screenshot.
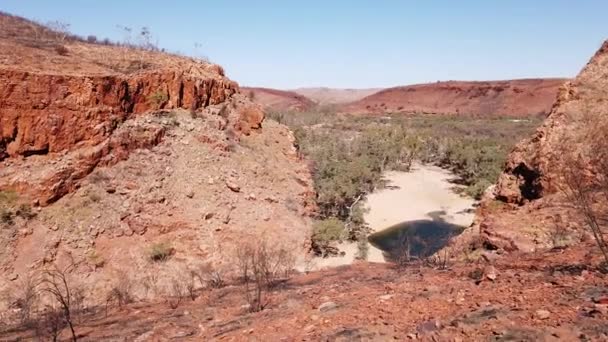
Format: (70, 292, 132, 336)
(495, 40, 608, 204)
(0, 68, 238, 159)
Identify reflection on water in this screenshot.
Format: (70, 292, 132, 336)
(367, 211, 464, 262)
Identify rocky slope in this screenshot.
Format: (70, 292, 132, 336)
(4, 245, 608, 341)
(0, 13, 315, 310)
(241, 87, 315, 112)
(343, 79, 566, 117)
(464, 40, 608, 253)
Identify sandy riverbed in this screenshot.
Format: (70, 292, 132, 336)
(312, 163, 477, 268)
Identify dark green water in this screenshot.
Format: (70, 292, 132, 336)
(367, 211, 464, 261)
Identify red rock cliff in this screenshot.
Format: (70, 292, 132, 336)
(495, 40, 608, 203)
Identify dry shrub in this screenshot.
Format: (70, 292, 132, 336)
(11, 274, 39, 327)
(558, 112, 608, 265)
(425, 249, 451, 270)
(190, 262, 226, 290)
(148, 242, 173, 262)
(34, 308, 66, 342)
(38, 265, 78, 342)
(53, 44, 68, 55)
(167, 277, 186, 309)
(105, 270, 134, 312)
(235, 239, 296, 312)
(548, 215, 570, 249)
(142, 268, 161, 298)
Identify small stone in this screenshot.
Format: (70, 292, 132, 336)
(484, 266, 498, 281)
(9, 273, 18, 281)
(318, 301, 337, 312)
(265, 196, 278, 203)
(406, 333, 417, 340)
(186, 191, 195, 199)
(416, 320, 440, 334)
(536, 309, 551, 320)
(225, 179, 240, 192)
(379, 294, 394, 301)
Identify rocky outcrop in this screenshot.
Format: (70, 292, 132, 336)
(470, 40, 608, 252)
(0, 13, 315, 310)
(343, 79, 566, 117)
(0, 68, 238, 160)
(495, 40, 608, 203)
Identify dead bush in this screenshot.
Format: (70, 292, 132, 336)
(12, 274, 39, 326)
(38, 265, 78, 342)
(235, 239, 296, 312)
(425, 249, 451, 270)
(105, 270, 134, 312)
(54, 45, 69, 56)
(191, 262, 226, 289)
(34, 308, 66, 342)
(557, 113, 608, 265)
(394, 234, 412, 268)
(549, 215, 570, 249)
(167, 277, 186, 309)
(142, 269, 160, 298)
(148, 242, 173, 262)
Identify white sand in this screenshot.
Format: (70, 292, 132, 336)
(311, 163, 476, 269)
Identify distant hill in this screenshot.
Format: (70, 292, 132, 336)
(342, 79, 567, 117)
(292, 87, 381, 105)
(241, 87, 316, 111)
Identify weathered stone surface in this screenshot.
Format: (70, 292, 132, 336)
(0, 69, 238, 160)
(495, 40, 608, 203)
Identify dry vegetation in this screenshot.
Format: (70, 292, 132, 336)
(268, 109, 541, 256)
(1, 237, 298, 340)
(0, 11, 213, 76)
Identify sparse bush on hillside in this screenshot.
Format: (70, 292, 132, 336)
(105, 270, 134, 310)
(45, 20, 70, 42)
(235, 239, 295, 312)
(148, 242, 173, 262)
(147, 90, 168, 109)
(16, 203, 36, 220)
(38, 265, 79, 342)
(1, 209, 14, 225)
(54, 44, 69, 55)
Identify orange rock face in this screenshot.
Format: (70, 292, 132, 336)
(0, 69, 238, 159)
(467, 40, 608, 252)
(495, 40, 608, 203)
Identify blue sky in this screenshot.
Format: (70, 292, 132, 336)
(2, 1, 607, 88)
